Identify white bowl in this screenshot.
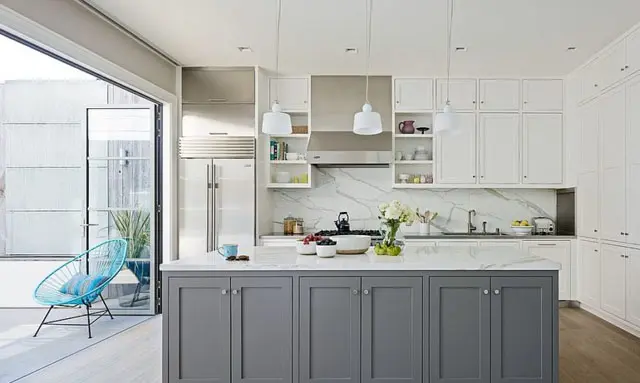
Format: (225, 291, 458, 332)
(275, 171, 290, 183)
(511, 225, 533, 235)
(330, 235, 371, 254)
(316, 244, 337, 258)
(296, 241, 316, 255)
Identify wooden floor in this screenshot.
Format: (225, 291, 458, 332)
(13, 308, 640, 383)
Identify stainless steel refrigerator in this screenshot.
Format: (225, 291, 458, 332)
(178, 136, 255, 256)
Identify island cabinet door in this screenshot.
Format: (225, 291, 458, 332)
(168, 277, 231, 383)
(361, 277, 422, 383)
(429, 277, 491, 383)
(231, 277, 293, 383)
(299, 277, 361, 383)
(490, 277, 553, 383)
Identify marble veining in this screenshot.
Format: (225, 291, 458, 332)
(161, 246, 561, 271)
(273, 168, 556, 234)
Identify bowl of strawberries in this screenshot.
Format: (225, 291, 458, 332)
(296, 234, 323, 255)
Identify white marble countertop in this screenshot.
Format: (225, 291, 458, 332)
(161, 246, 561, 272)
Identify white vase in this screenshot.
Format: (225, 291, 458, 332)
(419, 222, 430, 235)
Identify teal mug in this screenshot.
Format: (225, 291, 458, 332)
(217, 244, 239, 258)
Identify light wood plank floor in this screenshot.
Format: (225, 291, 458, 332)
(13, 308, 640, 383)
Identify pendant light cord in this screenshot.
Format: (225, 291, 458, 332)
(445, 0, 454, 104)
(274, 0, 283, 103)
(365, 0, 373, 104)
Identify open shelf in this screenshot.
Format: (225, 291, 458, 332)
(269, 134, 310, 139)
(393, 183, 435, 189)
(270, 160, 307, 164)
(266, 183, 311, 189)
(395, 134, 434, 138)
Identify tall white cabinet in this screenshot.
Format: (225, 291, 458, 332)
(522, 114, 563, 184)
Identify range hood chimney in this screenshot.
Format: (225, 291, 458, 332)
(306, 131, 392, 168)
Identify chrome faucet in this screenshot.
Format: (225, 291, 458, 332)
(468, 209, 477, 233)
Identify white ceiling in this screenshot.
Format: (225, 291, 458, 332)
(87, 0, 640, 77)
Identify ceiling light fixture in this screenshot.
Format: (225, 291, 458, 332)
(455, 47, 467, 52)
(566, 46, 577, 52)
(353, 0, 382, 136)
(345, 48, 359, 54)
(262, 0, 292, 135)
(434, 0, 457, 135)
(237, 46, 252, 53)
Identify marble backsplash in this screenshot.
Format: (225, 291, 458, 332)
(272, 168, 556, 234)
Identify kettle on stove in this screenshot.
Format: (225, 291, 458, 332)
(334, 212, 350, 233)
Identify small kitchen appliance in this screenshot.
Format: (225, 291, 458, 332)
(334, 212, 351, 233)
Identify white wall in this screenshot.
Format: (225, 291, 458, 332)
(0, 260, 66, 307)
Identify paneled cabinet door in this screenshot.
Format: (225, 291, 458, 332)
(522, 241, 571, 300)
(361, 277, 422, 383)
(600, 167, 626, 242)
(577, 172, 599, 238)
(436, 79, 477, 110)
(395, 78, 434, 111)
(625, 248, 640, 327)
(231, 278, 292, 383)
(599, 41, 626, 89)
(168, 277, 231, 383)
(478, 114, 519, 184)
(478, 79, 520, 110)
(299, 277, 361, 383)
(436, 113, 477, 184)
(626, 76, 640, 245)
(579, 102, 599, 174)
(600, 244, 627, 319)
(491, 277, 553, 383)
(626, 28, 640, 75)
(430, 277, 491, 383)
(522, 79, 563, 111)
(578, 240, 601, 308)
(522, 114, 563, 184)
(269, 78, 309, 112)
(600, 87, 626, 170)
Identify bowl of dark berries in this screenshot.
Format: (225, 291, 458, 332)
(296, 234, 322, 255)
(316, 238, 337, 258)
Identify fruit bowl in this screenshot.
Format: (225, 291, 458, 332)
(316, 244, 337, 258)
(296, 241, 317, 255)
(330, 235, 371, 255)
(511, 225, 533, 235)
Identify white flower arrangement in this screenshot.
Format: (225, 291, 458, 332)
(376, 200, 417, 255)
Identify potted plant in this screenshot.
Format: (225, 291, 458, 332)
(375, 200, 416, 256)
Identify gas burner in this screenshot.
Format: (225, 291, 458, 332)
(315, 230, 383, 239)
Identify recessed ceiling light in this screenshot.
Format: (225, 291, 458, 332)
(455, 47, 467, 52)
(566, 46, 577, 52)
(237, 46, 252, 53)
(345, 48, 358, 54)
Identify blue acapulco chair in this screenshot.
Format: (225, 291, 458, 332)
(33, 238, 128, 338)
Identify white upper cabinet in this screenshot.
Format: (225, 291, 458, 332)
(478, 79, 520, 110)
(182, 68, 255, 103)
(627, 77, 640, 245)
(625, 248, 640, 327)
(600, 41, 627, 90)
(578, 240, 601, 308)
(436, 113, 476, 184)
(522, 241, 571, 300)
(601, 167, 626, 242)
(522, 114, 563, 184)
(478, 114, 519, 184)
(601, 243, 627, 319)
(581, 60, 602, 101)
(600, 88, 626, 170)
(522, 79, 563, 111)
(436, 79, 477, 111)
(394, 78, 433, 111)
(269, 77, 309, 112)
(577, 172, 599, 238)
(626, 28, 640, 76)
(579, 102, 599, 174)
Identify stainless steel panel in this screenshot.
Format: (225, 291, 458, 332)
(179, 136, 255, 159)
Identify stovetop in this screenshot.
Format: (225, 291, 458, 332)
(315, 229, 383, 238)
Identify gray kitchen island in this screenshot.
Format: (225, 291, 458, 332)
(160, 246, 560, 383)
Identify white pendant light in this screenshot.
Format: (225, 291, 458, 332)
(262, 0, 292, 135)
(434, 0, 457, 135)
(353, 0, 382, 135)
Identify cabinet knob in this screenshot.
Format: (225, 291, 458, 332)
(524, 101, 528, 104)
(232, 289, 239, 295)
(396, 100, 400, 103)
(472, 175, 476, 178)
(625, 65, 630, 69)
(472, 100, 477, 104)
(352, 289, 359, 295)
(594, 249, 599, 252)
(625, 233, 629, 236)
(594, 84, 599, 88)
(483, 289, 489, 295)
(621, 232, 625, 236)
(480, 101, 484, 104)
(494, 289, 500, 295)
(221, 289, 228, 295)
(524, 175, 528, 179)
(594, 229, 598, 232)
(363, 289, 370, 295)
(621, 67, 625, 72)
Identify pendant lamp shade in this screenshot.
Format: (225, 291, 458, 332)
(434, 104, 456, 134)
(262, 101, 292, 135)
(353, 103, 383, 135)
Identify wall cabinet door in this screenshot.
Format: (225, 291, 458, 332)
(625, 248, 640, 327)
(300, 277, 360, 383)
(522, 241, 571, 300)
(522, 114, 563, 184)
(522, 79, 563, 111)
(490, 277, 553, 383)
(581, 60, 602, 101)
(478, 113, 520, 184)
(182, 69, 254, 103)
(436, 113, 476, 184)
(601, 244, 627, 319)
(168, 277, 231, 383)
(430, 277, 490, 383)
(269, 78, 309, 112)
(599, 41, 626, 89)
(577, 172, 599, 238)
(626, 28, 640, 76)
(231, 278, 292, 383)
(600, 87, 626, 170)
(436, 79, 477, 110)
(600, 167, 626, 242)
(578, 240, 601, 308)
(478, 79, 520, 111)
(579, 102, 599, 174)
(626, 77, 640, 245)
(362, 277, 422, 383)
(395, 78, 433, 111)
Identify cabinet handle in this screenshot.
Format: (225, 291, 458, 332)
(232, 289, 239, 295)
(537, 243, 557, 246)
(483, 289, 489, 295)
(221, 289, 228, 295)
(625, 233, 629, 236)
(621, 254, 625, 258)
(621, 67, 625, 72)
(352, 289, 359, 295)
(363, 289, 370, 295)
(621, 232, 625, 236)
(625, 65, 630, 69)
(494, 289, 500, 295)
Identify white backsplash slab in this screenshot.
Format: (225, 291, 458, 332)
(272, 168, 556, 234)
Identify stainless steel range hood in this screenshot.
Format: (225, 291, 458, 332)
(306, 131, 392, 168)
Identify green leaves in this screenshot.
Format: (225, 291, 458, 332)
(110, 210, 150, 258)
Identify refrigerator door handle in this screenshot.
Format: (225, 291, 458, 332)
(212, 164, 218, 250)
(206, 163, 213, 252)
